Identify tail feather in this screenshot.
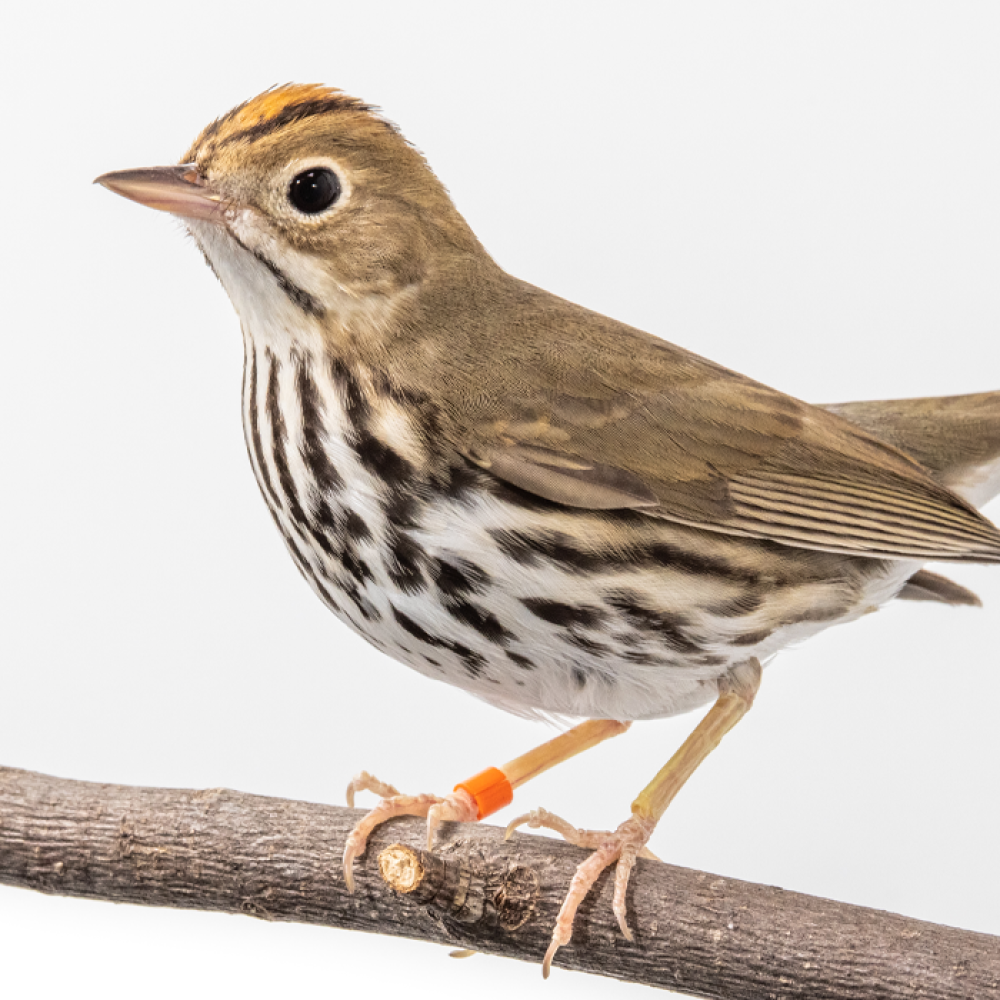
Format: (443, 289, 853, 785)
(895, 568, 982, 607)
(824, 391, 1000, 509)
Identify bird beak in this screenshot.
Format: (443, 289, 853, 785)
(94, 164, 224, 222)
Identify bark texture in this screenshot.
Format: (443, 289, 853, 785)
(0, 765, 996, 998)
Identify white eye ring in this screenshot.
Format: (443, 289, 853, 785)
(276, 157, 352, 221)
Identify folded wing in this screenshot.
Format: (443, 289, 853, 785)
(445, 289, 1000, 564)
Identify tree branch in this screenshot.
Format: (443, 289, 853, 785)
(0, 765, 996, 998)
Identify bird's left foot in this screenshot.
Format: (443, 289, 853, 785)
(505, 807, 659, 977)
(343, 771, 478, 892)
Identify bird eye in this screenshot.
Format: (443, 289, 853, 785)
(288, 168, 341, 214)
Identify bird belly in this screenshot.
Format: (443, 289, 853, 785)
(378, 491, 916, 721)
(238, 335, 912, 722)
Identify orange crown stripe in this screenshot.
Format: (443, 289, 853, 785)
(228, 84, 345, 128)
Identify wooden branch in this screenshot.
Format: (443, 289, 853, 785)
(0, 766, 996, 998)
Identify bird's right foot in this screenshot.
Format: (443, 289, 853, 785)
(342, 771, 479, 892)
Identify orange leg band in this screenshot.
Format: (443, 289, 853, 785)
(453, 767, 514, 820)
(453, 720, 632, 821)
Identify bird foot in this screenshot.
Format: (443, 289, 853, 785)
(342, 770, 477, 892)
(505, 807, 657, 977)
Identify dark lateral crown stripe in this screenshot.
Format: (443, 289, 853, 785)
(211, 96, 393, 149)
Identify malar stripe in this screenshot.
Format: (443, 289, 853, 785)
(253, 246, 324, 318)
(226, 227, 324, 318)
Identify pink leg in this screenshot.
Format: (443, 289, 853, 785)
(506, 660, 762, 977)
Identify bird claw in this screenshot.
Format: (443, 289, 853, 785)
(345, 770, 400, 808)
(505, 807, 607, 849)
(342, 771, 477, 892)
(507, 806, 657, 976)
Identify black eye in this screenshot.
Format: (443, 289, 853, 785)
(288, 168, 341, 214)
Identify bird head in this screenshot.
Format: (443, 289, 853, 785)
(96, 85, 486, 341)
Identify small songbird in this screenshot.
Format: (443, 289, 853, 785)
(97, 84, 1000, 975)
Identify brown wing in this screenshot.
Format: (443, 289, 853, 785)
(431, 280, 1000, 563)
(824, 391, 1000, 507)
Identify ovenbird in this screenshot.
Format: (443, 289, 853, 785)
(96, 84, 1000, 976)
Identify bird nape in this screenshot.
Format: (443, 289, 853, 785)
(96, 83, 1000, 977)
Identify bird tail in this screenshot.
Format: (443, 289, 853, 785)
(824, 390, 1000, 510)
(826, 391, 1000, 607)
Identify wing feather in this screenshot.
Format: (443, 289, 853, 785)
(406, 276, 1000, 563)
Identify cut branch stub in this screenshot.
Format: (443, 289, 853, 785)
(378, 843, 539, 933)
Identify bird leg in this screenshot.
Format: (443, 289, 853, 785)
(506, 658, 763, 977)
(343, 718, 631, 891)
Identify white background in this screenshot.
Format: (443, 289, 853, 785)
(2, 3, 999, 997)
